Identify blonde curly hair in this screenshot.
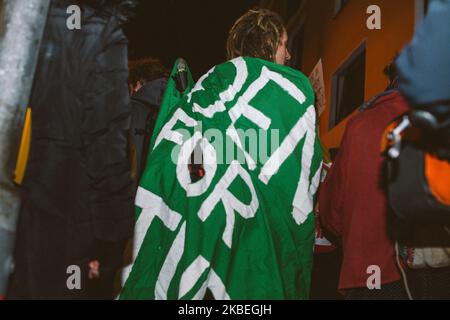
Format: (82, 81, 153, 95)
(226, 8, 286, 62)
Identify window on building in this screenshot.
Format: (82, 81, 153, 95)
(329, 43, 366, 129)
(334, 0, 350, 16)
(288, 25, 305, 70)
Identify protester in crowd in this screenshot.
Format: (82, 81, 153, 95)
(8, 0, 137, 299)
(318, 64, 411, 300)
(393, 0, 450, 299)
(128, 58, 168, 185)
(120, 8, 322, 300)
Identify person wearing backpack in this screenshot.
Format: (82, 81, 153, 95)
(385, 0, 450, 299)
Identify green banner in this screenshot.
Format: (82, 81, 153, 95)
(121, 57, 323, 300)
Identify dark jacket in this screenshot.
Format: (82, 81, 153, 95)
(9, 1, 134, 299)
(129, 78, 167, 183)
(319, 91, 410, 291)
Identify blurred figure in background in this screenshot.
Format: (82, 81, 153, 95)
(396, 0, 450, 160)
(8, 0, 137, 299)
(392, 0, 450, 299)
(128, 58, 168, 185)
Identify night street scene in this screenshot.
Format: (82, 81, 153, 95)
(0, 0, 449, 305)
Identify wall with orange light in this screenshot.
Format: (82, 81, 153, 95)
(288, 0, 416, 154)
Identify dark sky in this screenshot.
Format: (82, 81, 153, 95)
(124, 0, 260, 80)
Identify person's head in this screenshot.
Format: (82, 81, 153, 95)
(128, 58, 169, 94)
(226, 8, 291, 65)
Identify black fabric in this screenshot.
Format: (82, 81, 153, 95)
(8, 1, 134, 299)
(388, 145, 450, 225)
(86, 239, 127, 300)
(129, 78, 166, 181)
(407, 266, 450, 300)
(386, 144, 450, 246)
(310, 249, 343, 300)
(53, 0, 138, 25)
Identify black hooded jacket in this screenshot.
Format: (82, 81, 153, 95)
(9, 0, 136, 299)
(129, 78, 167, 182)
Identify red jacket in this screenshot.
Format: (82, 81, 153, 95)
(319, 91, 410, 290)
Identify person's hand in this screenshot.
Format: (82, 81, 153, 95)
(88, 260, 100, 279)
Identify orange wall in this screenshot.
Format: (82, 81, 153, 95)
(292, 0, 416, 152)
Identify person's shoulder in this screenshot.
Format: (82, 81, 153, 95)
(371, 90, 407, 108)
(350, 91, 408, 127)
(344, 105, 376, 135)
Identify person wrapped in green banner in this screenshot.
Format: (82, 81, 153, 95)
(120, 8, 323, 300)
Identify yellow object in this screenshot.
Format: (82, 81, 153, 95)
(14, 108, 32, 185)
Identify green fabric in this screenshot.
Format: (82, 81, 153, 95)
(120, 57, 323, 300)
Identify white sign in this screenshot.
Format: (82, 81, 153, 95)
(308, 59, 326, 116)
